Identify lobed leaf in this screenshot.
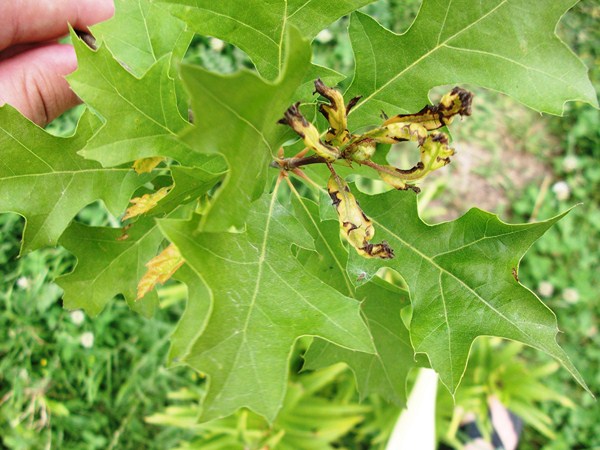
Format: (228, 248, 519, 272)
(291, 192, 415, 405)
(0, 108, 151, 254)
(304, 279, 415, 406)
(346, 0, 598, 129)
(57, 219, 164, 317)
(345, 187, 588, 395)
(158, 191, 375, 422)
(179, 27, 314, 231)
(91, 0, 193, 77)
(68, 32, 194, 168)
(159, 0, 377, 78)
(57, 163, 222, 317)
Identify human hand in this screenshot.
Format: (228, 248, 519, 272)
(0, 0, 114, 126)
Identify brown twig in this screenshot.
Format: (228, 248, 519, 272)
(270, 154, 328, 170)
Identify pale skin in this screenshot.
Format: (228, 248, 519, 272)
(0, 0, 114, 126)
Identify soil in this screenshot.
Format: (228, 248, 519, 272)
(428, 141, 554, 223)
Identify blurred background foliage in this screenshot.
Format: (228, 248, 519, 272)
(1, 0, 598, 448)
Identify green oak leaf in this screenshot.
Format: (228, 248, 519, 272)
(158, 192, 375, 422)
(57, 162, 223, 317)
(345, 188, 588, 395)
(304, 279, 414, 406)
(289, 193, 415, 405)
(57, 220, 164, 317)
(0, 107, 151, 254)
(168, 264, 211, 364)
(159, 0, 377, 79)
(291, 194, 355, 297)
(152, 162, 226, 215)
(91, 0, 193, 77)
(346, 1, 598, 129)
(68, 33, 194, 168)
(180, 27, 313, 232)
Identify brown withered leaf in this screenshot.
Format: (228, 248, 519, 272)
(123, 187, 170, 221)
(137, 243, 185, 300)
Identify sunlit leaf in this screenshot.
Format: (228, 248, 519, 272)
(91, 0, 193, 76)
(68, 33, 194, 168)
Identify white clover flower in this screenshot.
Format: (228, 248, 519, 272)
(16, 277, 30, 289)
(70, 310, 85, 326)
(537, 281, 554, 298)
(209, 38, 225, 52)
(563, 288, 580, 304)
(80, 332, 95, 349)
(562, 155, 579, 173)
(551, 180, 570, 201)
(316, 29, 334, 43)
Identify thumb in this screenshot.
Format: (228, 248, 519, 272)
(0, 43, 79, 126)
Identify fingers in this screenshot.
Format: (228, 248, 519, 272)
(0, 43, 80, 126)
(0, 0, 114, 125)
(0, 0, 114, 51)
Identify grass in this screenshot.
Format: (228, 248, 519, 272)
(0, 212, 201, 449)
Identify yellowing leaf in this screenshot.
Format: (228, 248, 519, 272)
(279, 103, 340, 162)
(327, 174, 393, 259)
(123, 187, 171, 221)
(137, 243, 185, 300)
(315, 79, 358, 146)
(133, 157, 166, 174)
(382, 87, 473, 131)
